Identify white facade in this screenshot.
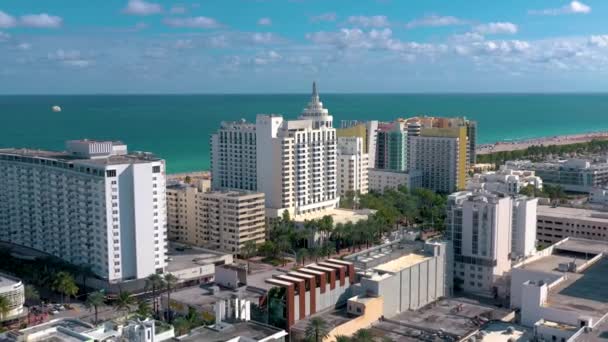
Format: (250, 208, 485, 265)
(0, 140, 167, 282)
(368, 169, 421, 193)
(210, 120, 257, 191)
(256, 83, 338, 218)
(409, 135, 461, 193)
(0, 273, 25, 321)
(467, 168, 543, 195)
(446, 191, 512, 296)
(337, 137, 368, 196)
(511, 196, 538, 259)
(589, 187, 608, 205)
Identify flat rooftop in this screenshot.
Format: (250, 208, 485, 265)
(557, 238, 608, 255)
(0, 147, 160, 166)
(369, 297, 512, 341)
(537, 205, 608, 223)
(180, 321, 286, 342)
(476, 321, 533, 342)
(165, 242, 231, 272)
(14, 319, 94, 342)
(374, 253, 429, 273)
(294, 208, 375, 225)
(545, 257, 608, 321)
(291, 307, 352, 335)
(345, 240, 430, 273)
(169, 285, 262, 313)
(0, 273, 21, 287)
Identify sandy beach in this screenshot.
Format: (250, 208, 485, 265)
(476, 131, 608, 155)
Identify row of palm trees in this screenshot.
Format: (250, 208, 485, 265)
(82, 272, 179, 325)
(305, 317, 385, 342)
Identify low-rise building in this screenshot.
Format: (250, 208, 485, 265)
(368, 169, 421, 193)
(589, 187, 608, 205)
(0, 273, 25, 322)
(536, 205, 608, 246)
(510, 238, 608, 341)
(467, 168, 543, 195)
(505, 159, 608, 193)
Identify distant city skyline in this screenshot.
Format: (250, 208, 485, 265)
(1, 0, 608, 94)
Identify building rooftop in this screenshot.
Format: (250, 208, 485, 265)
(180, 321, 287, 342)
(344, 240, 430, 273)
(5, 319, 94, 342)
(0, 147, 161, 166)
(537, 205, 608, 223)
(475, 321, 533, 342)
(373, 253, 430, 273)
(295, 208, 375, 225)
(165, 242, 232, 273)
(369, 298, 512, 341)
(0, 273, 21, 287)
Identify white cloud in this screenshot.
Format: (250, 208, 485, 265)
(251, 32, 281, 44)
(20, 14, 63, 28)
(257, 17, 272, 26)
(170, 6, 187, 14)
(17, 42, 31, 50)
(0, 31, 10, 42)
(529, 1, 591, 15)
(311, 12, 336, 23)
(347, 15, 390, 28)
(47, 49, 93, 67)
(0, 10, 17, 28)
(163, 16, 220, 28)
(175, 39, 194, 49)
(253, 50, 282, 65)
(473, 22, 518, 35)
(123, 0, 162, 16)
(63, 60, 92, 68)
(406, 15, 467, 29)
(589, 35, 608, 48)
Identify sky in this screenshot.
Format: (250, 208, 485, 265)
(1, 0, 608, 94)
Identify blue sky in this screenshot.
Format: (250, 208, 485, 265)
(1, 0, 608, 93)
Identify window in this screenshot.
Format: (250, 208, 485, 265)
(153, 166, 161, 173)
(106, 170, 117, 177)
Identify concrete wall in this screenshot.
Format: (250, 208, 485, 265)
(324, 296, 384, 342)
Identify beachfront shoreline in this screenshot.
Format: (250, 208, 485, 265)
(476, 131, 608, 155)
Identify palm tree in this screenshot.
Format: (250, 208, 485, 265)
(305, 317, 329, 342)
(136, 300, 152, 319)
(0, 296, 10, 321)
(146, 274, 165, 318)
(353, 329, 374, 342)
(297, 248, 308, 266)
(335, 336, 352, 342)
(85, 291, 105, 324)
(52, 271, 79, 304)
(164, 274, 178, 322)
(24, 285, 40, 305)
(172, 317, 190, 336)
(114, 290, 136, 320)
(242, 240, 258, 274)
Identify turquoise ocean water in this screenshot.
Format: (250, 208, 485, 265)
(1, 94, 608, 173)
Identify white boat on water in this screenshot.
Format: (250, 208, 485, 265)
(52, 105, 62, 112)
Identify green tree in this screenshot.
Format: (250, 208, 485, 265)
(136, 300, 152, 319)
(297, 248, 308, 266)
(24, 285, 40, 305)
(184, 176, 192, 184)
(353, 329, 374, 342)
(145, 273, 165, 318)
(85, 291, 105, 324)
(305, 317, 329, 342)
(0, 296, 10, 321)
(258, 241, 277, 258)
(173, 317, 190, 336)
(52, 271, 79, 304)
(241, 240, 258, 274)
(335, 336, 352, 342)
(113, 291, 136, 319)
(164, 274, 179, 322)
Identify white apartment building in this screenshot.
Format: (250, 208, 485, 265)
(446, 191, 513, 296)
(0, 140, 167, 282)
(210, 120, 257, 191)
(511, 196, 538, 259)
(367, 169, 422, 193)
(0, 273, 25, 322)
(467, 168, 543, 195)
(166, 182, 200, 244)
(197, 191, 266, 254)
(256, 82, 338, 218)
(337, 136, 368, 196)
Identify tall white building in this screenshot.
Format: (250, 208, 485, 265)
(0, 140, 167, 283)
(337, 136, 368, 196)
(446, 191, 512, 296)
(256, 82, 339, 218)
(210, 120, 257, 191)
(511, 195, 538, 259)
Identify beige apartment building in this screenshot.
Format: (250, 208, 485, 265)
(166, 182, 266, 255)
(536, 205, 608, 246)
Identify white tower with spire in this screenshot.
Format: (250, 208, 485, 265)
(256, 82, 339, 218)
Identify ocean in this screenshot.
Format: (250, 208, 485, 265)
(2, 93, 608, 173)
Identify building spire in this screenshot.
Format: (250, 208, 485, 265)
(312, 81, 318, 98)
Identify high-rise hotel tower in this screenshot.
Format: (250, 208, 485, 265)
(0, 140, 167, 283)
(211, 83, 339, 218)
